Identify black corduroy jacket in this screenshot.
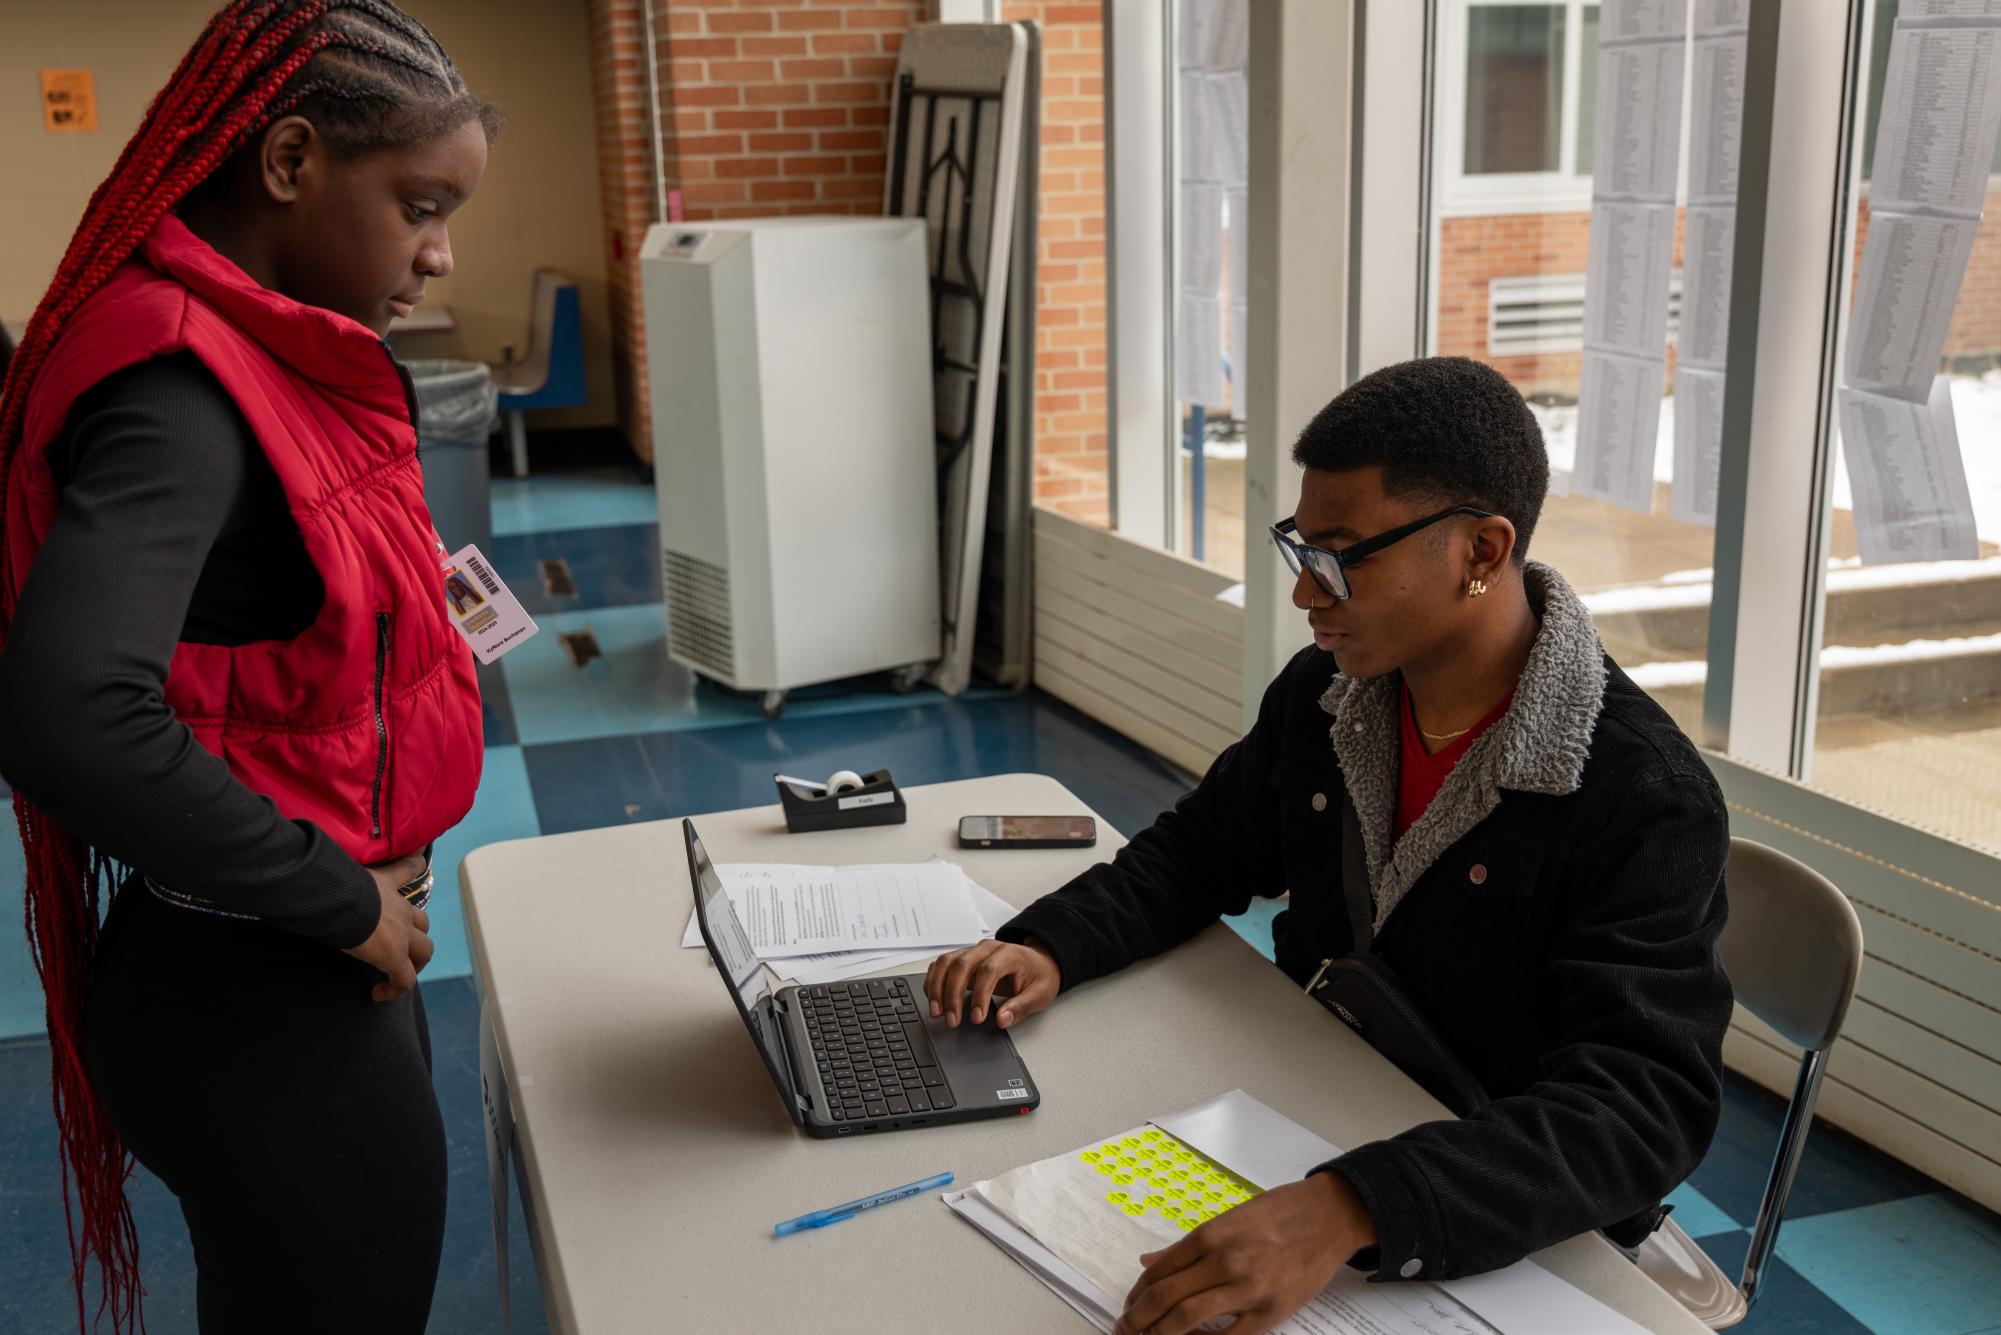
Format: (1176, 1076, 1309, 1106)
(998, 562, 1733, 1283)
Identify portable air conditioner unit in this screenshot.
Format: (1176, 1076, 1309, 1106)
(640, 217, 940, 716)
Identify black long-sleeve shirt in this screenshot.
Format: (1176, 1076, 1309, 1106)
(0, 352, 381, 948)
(998, 640, 1732, 1281)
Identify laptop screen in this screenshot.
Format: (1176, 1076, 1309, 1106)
(683, 819, 798, 1115)
(685, 820, 770, 1013)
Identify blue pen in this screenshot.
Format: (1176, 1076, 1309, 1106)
(772, 1171, 955, 1237)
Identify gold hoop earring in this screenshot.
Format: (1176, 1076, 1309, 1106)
(1466, 578, 1488, 598)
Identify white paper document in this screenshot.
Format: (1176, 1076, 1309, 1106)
(1573, 351, 1666, 515)
(1838, 379, 1981, 564)
(1693, 0, 1752, 36)
(1181, 182, 1224, 291)
(1869, 24, 2001, 216)
(946, 1090, 1650, 1335)
(1589, 39, 1686, 202)
(678, 860, 987, 958)
(1686, 35, 1747, 205)
(1904, 0, 2001, 17)
(1599, 0, 1688, 43)
(1846, 210, 1979, 401)
(1584, 203, 1678, 357)
(1180, 0, 1248, 71)
(1679, 206, 1737, 370)
(1178, 290, 1225, 406)
(1671, 366, 1728, 526)
(683, 860, 1014, 981)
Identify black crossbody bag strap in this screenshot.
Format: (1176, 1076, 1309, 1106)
(1302, 792, 1492, 1118)
(1340, 793, 1374, 953)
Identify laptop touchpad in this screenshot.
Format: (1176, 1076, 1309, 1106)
(927, 1014, 1032, 1102)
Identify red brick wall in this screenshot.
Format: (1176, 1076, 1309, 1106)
(1005, 2, 1110, 524)
(652, 2, 923, 218)
(585, 0, 1108, 504)
(587, 0, 660, 461)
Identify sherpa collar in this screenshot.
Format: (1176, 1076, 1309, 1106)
(1317, 561, 1608, 933)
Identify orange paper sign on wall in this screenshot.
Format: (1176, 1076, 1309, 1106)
(41, 69, 98, 132)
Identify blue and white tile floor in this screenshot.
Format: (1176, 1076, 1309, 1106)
(2, 436, 1997, 1331)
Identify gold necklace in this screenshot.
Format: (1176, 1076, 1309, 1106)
(1417, 724, 1470, 744)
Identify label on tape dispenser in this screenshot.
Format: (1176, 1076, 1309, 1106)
(837, 791, 895, 811)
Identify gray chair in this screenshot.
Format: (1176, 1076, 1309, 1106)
(1636, 838, 1865, 1328)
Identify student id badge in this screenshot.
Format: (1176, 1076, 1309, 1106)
(440, 543, 538, 664)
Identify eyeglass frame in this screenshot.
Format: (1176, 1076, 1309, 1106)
(1270, 505, 1497, 601)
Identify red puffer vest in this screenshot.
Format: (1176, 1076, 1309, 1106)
(8, 214, 483, 866)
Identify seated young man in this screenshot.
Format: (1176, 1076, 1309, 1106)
(923, 356, 1732, 1335)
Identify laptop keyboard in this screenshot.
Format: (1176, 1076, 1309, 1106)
(800, 978, 957, 1121)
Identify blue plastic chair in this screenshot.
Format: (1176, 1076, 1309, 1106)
(493, 269, 587, 477)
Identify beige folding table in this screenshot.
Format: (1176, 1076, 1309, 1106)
(461, 773, 1708, 1333)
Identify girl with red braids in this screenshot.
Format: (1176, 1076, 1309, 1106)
(0, 3, 499, 1329)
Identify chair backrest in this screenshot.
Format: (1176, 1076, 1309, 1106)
(1719, 837, 1864, 1053)
(513, 268, 575, 389)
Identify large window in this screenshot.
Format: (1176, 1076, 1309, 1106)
(1465, 5, 1568, 174)
(1431, 0, 1714, 732)
(1438, 1, 1601, 215)
(1808, 0, 2001, 856)
(1172, 0, 1250, 577)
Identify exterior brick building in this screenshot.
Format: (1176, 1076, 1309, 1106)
(1435, 190, 2001, 400)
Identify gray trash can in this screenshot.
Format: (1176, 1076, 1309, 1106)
(408, 358, 499, 558)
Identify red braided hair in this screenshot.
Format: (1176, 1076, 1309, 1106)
(0, 4, 495, 1329)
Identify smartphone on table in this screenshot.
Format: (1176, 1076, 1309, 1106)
(957, 815, 1097, 849)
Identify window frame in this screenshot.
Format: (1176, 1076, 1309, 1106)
(1434, 0, 1598, 217)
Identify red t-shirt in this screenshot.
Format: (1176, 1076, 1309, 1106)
(1394, 684, 1516, 841)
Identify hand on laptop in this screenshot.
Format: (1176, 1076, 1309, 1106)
(923, 938, 1060, 1030)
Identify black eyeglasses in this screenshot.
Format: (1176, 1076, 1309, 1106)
(1270, 506, 1495, 601)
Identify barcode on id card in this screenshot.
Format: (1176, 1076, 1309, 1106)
(465, 552, 501, 596)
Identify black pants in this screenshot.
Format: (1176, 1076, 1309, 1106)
(84, 880, 446, 1333)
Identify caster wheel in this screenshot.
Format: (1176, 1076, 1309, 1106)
(760, 690, 786, 719)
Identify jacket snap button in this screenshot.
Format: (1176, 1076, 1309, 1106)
(1400, 1258, 1424, 1278)
(1351, 722, 1365, 733)
(1469, 864, 1488, 886)
(1311, 792, 1328, 812)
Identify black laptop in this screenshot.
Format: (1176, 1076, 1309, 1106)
(684, 819, 1041, 1138)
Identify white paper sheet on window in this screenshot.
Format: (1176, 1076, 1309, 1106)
(1693, 0, 1752, 35)
(1181, 182, 1224, 291)
(1599, 0, 1688, 42)
(1686, 35, 1747, 204)
(1207, 71, 1250, 187)
(1584, 203, 1678, 357)
(1181, 0, 1249, 71)
(1179, 69, 1222, 183)
(1590, 39, 1687, 202)
(1903, 0, 2001, 21)
(1573, 350, 1667, 514)
(1225, 187, 1248, 291)
(1868, 25, 2001, 215)
(1670, 366, 1728, 526)
(1838, 380, 1981, 565)
(1679, 206, 1736, 370)
(1178, 290, 1225, 407)
(1226, 186, 1248, 391)
(1845, 210, 1979, 401)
